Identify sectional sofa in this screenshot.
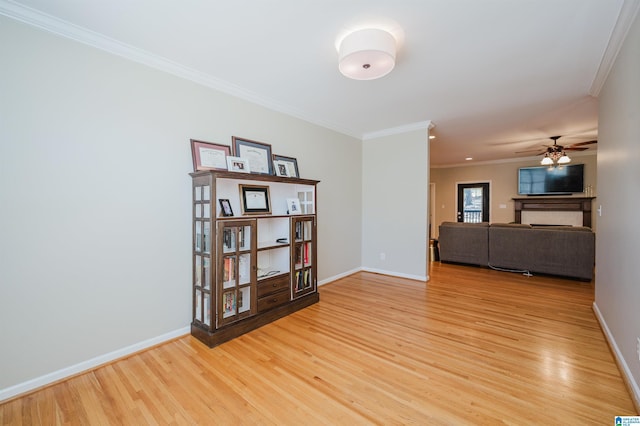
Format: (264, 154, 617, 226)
(438, 222, 595, 281)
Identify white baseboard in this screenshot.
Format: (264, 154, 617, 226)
(361, 267, 428, 283)
(318, 267, 363, 286)
(0, 326, 190, 403)
(593, 302, 640, 410)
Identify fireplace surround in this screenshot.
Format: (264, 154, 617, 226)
(512, 197, 595, 228)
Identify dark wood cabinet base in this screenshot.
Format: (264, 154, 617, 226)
(191, 293, 320, 348)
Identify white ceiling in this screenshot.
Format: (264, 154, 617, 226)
(2, 0, 638, 166)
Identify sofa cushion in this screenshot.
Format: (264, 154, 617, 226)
(488, 226, 595, 280)
(438, 222, 489, 266)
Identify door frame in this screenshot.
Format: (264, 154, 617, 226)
(455, 180, 491, 223)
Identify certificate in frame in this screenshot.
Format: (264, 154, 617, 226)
(232, 136, 274, 175)
(239, 184, 271, 215)
(190, 139, 231, 171)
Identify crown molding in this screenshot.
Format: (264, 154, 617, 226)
(589, 0, 640, 97)
(362, 120, 434, 140)
(430, 150, 597, 169)
(0, 0, 362, 139)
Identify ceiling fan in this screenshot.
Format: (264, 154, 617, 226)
(516, 136, 597, 165)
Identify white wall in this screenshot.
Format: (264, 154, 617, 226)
(430, 154, 597, 232)
(361, 128, 429, 280)
(594, 10, 640, 407)
(0, 16, 362, 395)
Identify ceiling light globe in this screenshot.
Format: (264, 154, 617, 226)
(541, 156, 554, 166)
(339, 29, 396, 80)
(558, 154, 571, 164)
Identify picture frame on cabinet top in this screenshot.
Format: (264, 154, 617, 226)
(272, 154, 299, 178)
(190, 139, 231, 171)
(226, 156, 250, 173)
(232, 136, 273, 175)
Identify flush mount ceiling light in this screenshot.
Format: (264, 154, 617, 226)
(338, 28, 396, 80)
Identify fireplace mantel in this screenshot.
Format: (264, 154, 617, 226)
(512, 197, 596, 228)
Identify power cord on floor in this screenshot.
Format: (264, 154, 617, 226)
(488, 264, 532, 277)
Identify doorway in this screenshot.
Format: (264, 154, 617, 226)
(457, 182, 490, 223)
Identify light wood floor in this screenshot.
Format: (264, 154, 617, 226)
(1, 263, 636, 425)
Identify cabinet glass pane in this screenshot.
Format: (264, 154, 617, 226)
(303, 242, 312, 267)
(223, 256, 236, 289)
(195, 290, 202, 322)
(203, 257, 210, 290)
(239, 226, 250, 251)
(294, 244, 303, 269)
(195, 186, 202, 201)
(238, 253, 251, 285)
(304, 269, 313, 289)
(294, 269, 312, 292)
(203, 292, 211, 325)
(303, 221, 312, 240)
(203, 203, 211, 218)
(203, 186, 210, 201)
(195, 221, 202, 252)
(297, 190, 314, 214)
(294, 270, 304, 291)
(294, 221, 302, 241)
(222, 291, 236, 318)
(195, 204, 202, 218)
(223, 228, 236, 253)
(203, 222, 210, 254)
(238, 286, 251, 314)
(195, 255, 202, 287)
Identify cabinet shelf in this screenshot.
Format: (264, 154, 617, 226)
(190, 171, 319, 348)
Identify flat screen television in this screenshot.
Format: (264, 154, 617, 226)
(518, 164, 584, 195)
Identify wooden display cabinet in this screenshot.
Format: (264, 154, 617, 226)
(190, 171, 319, 348)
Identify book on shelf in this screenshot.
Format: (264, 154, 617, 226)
(296, 270, 306, 291)
(295, 221, 302, 240)
(304, 243, 309, 265)
(238, 226, 246, 249)
(223, 257, 236, 282)
(223, 291, 236, 316)
(223, 228, 234, 250)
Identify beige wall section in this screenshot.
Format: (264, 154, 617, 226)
(0, 17, 362, 393)
(430, 153, 597, 236)
(362, 128, 429, 280)
(595, 10, 640, 408)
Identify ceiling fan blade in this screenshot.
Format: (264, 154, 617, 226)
(515, 149, 546, 154)
(565, 147, 589, 151)
(568, 139, 597, 147)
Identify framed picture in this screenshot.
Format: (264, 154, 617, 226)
(239, 184, 271, 215)
(219, 199, 234, 217)
(273, 160, 290, 177)
(190, 139, 231, 171)
(272, 154, 299, 178)
(226, 156, 250, 173)
(286, 198, 301, 215)
(232, 136, 273, 175)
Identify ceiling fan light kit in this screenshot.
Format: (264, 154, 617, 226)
(338, 28, 396, 80)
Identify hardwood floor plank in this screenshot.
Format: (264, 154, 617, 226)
(1, 264, 636, 424)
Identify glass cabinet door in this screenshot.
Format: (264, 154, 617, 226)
(193, 183, 212, 329)
(291, 216, 316, 299)
(218, 220, 256, 327)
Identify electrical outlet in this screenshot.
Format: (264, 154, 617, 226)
(379, 252, 386, 261)
(637, 338, 640, 363)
